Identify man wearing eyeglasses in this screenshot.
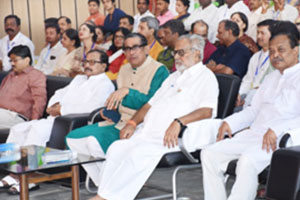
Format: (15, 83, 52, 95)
(66, 33, 169, 187)
(0, 45, 46, 129)
(88, 34, 219, 200)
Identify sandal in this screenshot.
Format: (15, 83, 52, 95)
(0, 175, 18, 190)
(7, 183, 40, 195)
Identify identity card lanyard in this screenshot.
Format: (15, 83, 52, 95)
(83, 43, 95, 60)
(254, 51, 269, 77)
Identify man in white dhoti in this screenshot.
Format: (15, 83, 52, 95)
(201, 31, 300, 200)
(0, 49, 115, 192)
(89, 34, 219, 200)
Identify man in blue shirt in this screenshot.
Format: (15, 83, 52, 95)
(205, 20, 251, 79)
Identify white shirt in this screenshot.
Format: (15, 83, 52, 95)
(262, 4, 298, 22)
(247, 7, 265, 42)
(139, 62, 219, 138)
(226, 63, 300, 137)
(0, 32, 35, 71)
(133, 10, 155, 32)
(35, 41, 67, 75)
(47, 73, 115, 115)
(216, 1, 250, 24)
(184, 3, 219, 43)
(239, 49, 270, 95)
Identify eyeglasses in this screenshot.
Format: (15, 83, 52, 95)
(82, 59, 102, 66)
(9, 58, 24, 63)
(171, 48, 193, 57)
(123, 44, 145, 53)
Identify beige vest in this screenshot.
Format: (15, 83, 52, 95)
(115, 56, 163, 129)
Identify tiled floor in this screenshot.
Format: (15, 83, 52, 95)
(0, 167, 265, 200)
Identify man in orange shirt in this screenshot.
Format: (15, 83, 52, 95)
(86, 0, 105, 26)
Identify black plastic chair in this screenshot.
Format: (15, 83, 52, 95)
(138, 74, 241, 200)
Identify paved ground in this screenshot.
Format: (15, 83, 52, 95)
(0, 167, 265, 200)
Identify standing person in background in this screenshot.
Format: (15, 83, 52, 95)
(247, 0, 265, 42)
(86, 0, 105, 26)
(119, 15, 134, 32)
(35, 23, 66, 75)
(102, 0, 126, 35)
(156, 0, 175, 25)
(133, 0, 155, 32)
(0, 15, 35, 71)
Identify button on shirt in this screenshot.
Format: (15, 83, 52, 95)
(35, 42, 67, 75)
(0, 32, 35, 71)
(0, 67, 47, 119)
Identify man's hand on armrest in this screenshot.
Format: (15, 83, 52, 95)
(262, 128, 277, 153)
(46, 103, 61, 117)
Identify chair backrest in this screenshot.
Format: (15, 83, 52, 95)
(215, 74, 241, 119)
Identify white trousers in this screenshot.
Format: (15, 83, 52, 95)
(6, 117, 55, 147)
(66, 136, 105, 186)
(0, 108, 25, 129)
(97, 119, 223, 200)
(201, 128, 275, 200)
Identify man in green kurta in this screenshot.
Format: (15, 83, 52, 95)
(65, 33, 169, 186)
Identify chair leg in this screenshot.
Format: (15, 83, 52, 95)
(85, 175, 97, 194)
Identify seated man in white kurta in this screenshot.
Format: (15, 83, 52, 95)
(89, 34, 219, 200)
(0, 49, 115, 191)
(201, 32, 300, 200)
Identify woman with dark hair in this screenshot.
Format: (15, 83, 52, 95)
(174, 0, 190, 21)
(106, 27, 130, 80)
(52, 29, 81, 76)
(95, 26, 111, 50)
(71, 23, 100, 76)
(231, 12, 258, 54)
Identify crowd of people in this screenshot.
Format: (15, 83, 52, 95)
(0, 0, 300, 199)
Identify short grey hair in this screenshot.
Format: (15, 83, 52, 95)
(178, 34, 205, 61)
(140, 16, 159, 36)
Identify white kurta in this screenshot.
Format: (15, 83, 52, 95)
(208, 62, 300, 172)
(133, 10, 155, 33)
(0, 32, 35, 71)
(262, 4, 298, 22)
(216, 1, 250, 24)
(184, 3, 219, 43)
(247, 7, 265, 42)
(6, 73, 115, 147)
(35, 42, 67, 75)
(239, 49, 271, 107)
(97, 62, 219, 200)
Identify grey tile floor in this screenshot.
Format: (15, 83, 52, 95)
(0, 167, 265, 200)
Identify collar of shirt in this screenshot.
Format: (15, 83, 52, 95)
(226, 39, 240, 51)
(130, 55, 152, 71)
(176, 61, 205, 82)
(282, 62, 300, 77)
(159, 10, 173, 18)
(12, 66, 33, 76)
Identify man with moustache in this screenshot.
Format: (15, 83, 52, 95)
(201, 31, 300, 200)
(66, 33, 169, 188)
(88, 34, 219, 200)
(1, 49, 115, 192)
(35, 23, 66, 75)
(0, 45, 46, 129)
(0, 15, 35, 71)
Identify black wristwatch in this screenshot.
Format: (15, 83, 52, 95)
(174, 118, 187, 137)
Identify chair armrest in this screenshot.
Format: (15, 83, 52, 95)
(279, 133, 291, 148)
(47, 113, 90, 149)
(178, 126, 199, 164)
(88, 107, 105, 124)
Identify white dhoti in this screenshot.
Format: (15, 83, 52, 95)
(66, 136, 105, 186)
(97, 119, 222, 200)
(6, 117, 55, 147)
(201, 129, 278, 200)
(0, 108, 26, 129)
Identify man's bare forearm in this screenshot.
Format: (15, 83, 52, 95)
(177, 107, 213, 125)
(130, 103, 151, 125)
